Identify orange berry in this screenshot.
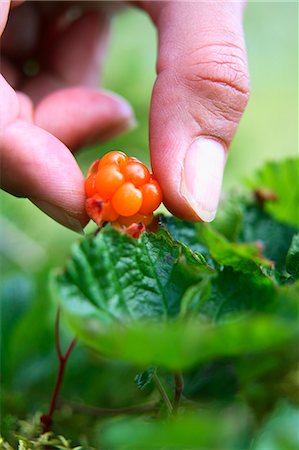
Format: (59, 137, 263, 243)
(101, 201, 119, 222)
(118, 213, 154, 227)
(86, 152, 163, 227)
(111, 182, 142, 216)
(139, 179, 162, 214)
(122, 161, 150, 186)
(95, 164, 124, 201)
(98, 151, 128, 169)
(124, 223, 145, 239)
(85, 174, 97, 198)
(86, 195, 119, 225)
(86, 159, 100, 178)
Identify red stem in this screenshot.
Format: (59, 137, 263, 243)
(55, 308, 62, 360)
(41, 308, 76, 433)
(173, 371, 184, 414)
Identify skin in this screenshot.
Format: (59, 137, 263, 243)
(0, 0, 250, 232)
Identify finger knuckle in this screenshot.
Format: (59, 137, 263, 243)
(182, 42, 250, 118)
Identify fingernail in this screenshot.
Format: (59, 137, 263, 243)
(126, 115, 138, 130)
(117, 97, 135, 118)
(30, 199, 85, 234)
(102, 89, 135, 120)
(180, 137, 227, 222)
(115, 99, 137, 131)
(88, 116, 138, 146)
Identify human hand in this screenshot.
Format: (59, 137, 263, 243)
(0, 1, 134, 232)
(0, 1, 250, 231)
(142, 1, 250, 221)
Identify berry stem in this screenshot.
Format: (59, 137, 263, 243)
(58, 399, 159, 417)
(173, 371, 184, 413)
(152, 371, 173, 415)
(41, 307, 76, 433)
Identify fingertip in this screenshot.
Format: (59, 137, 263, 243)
(152, 138, 226, 223)
(16, 91, 34, 122)
(1, 119, 88, 231)
(180, 137, 226, 222)
(30, 198, 88, 233)
(34, 87, 135, 151)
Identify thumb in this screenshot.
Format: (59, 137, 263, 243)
(148, 1, 250, 221)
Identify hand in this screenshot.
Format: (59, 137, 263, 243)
(0, 1, 250, 231)
(143, 1, 250, 221)
(0, 1, 134, 232)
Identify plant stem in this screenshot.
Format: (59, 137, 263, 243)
(41, 308, 76, 433)
(173, 371, 184, 413)
(152, 372, 173, 414)
(58, 399, 159, 417)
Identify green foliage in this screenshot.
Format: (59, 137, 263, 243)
(251, 403, 299, 450)
(61, 317, 296, 371)
(135, 366, 156, 390)
(0, 276, 33, 379)
(54, 227, 208, 326)
(200, 224, 273, 276)
(3, 157, 299, 449)
(1, 3, 298, 446)
(200, 268, 274, 321)
(20, 433, 82, 450)
(0, 433, 82, 450)
(246, 158, 299, 227)
(100, 407, 249, 449)
(286, 234, 299, 279)
(54, 160, 299, 376)
(0, 415, 83, 450)
(159, 216, 210, 258)
(239, 204, 297, 271)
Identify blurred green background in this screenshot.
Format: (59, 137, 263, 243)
(0, 1, 298, 443)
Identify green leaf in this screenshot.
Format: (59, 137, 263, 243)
(240, 205, 297, 271)
(212, 194, 244, 241)
(180, 277, 212, 319)
(53, 221, 298, 370)
(0, 275, 33, 337)
(246, 158, 299, 227)
(134, 366, 156, 390)
(183, 359, 239, 401)
(100, 408, 249, 449)
(54, 226, 209, 326)
(201, 225, 274, 277)
(60, 314, 296, 370)
(286, 234, 299, 279)
(159, 216, 212, 263)
(200, 268, 275, 322)
(251, 403, 299, 450)
(270, 281, 299, 319)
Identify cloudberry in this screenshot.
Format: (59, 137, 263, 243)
(85, 174, 97, 198)
(118, 213, 154, 227)
(121, 161, 150, 186)
(85, 151, 163, 229)
(111, 182, 142, 216)
(139, 179, 162, 215)
(86, 195, 119, 225)
(98, 151, 128, 169)
(95, 164, 124, 200)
